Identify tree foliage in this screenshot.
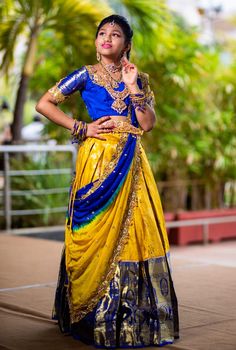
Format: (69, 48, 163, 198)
(0, 1, 235, 211)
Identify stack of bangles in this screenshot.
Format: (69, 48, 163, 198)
(130, 92, 148, 112)
(71, 119, 88, 144)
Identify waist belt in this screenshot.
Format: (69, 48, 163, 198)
(110, 120, 143, 136)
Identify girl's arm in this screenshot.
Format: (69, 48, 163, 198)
(121, 57, 156, 132)
(35, 92, 74, 131)
(127, 84, 156, 132)
(36, 93, 113, 141)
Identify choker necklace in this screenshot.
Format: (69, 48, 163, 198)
(100, 60, 122, 73)
(100, 61, 122, 84)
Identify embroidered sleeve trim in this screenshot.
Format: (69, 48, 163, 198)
(48, 81, 68, 104)
(139, 72, 156, 109)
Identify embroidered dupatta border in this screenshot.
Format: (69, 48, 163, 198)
(67, 105, 134, 231)
(67, 139, 142, 323)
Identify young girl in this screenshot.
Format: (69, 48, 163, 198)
(36, 14, 179, 348)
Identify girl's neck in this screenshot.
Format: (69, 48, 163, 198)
(101, 56, 120, 66)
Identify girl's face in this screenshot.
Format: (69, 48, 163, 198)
(95, 22, 129, 60)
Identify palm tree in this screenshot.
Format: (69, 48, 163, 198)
(0, 0, 168, 143)
(0, 0, 109, 142)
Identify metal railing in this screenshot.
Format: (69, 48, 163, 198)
(0, 144, 77, 231)
(0, 144, 235, 244)
(1, 214, 235, 245)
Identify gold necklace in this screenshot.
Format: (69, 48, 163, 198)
(100, 61, 122, 84)
(103, 62, 122, 73)
(86, 65, 129, 114)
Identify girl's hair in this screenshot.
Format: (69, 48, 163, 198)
(95, 14, 133, 59)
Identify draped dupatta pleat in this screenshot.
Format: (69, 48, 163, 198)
(65, 131, 142, 323)
(68, 133, 138, 230)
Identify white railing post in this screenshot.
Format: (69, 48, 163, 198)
(3, 152, 11, 231)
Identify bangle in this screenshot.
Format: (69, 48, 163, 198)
(130, 92, 148, 112)
(71, 119, 87, 144)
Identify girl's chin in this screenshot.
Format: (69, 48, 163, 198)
(101, 50, 121, 55)
(100, 50, 115, 55)
(100, 53, 118, 59)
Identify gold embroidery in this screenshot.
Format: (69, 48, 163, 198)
(111, 98, 127, 114)
(110, 120, 144, 135)
(86, 65, 130, 114)
(79, 132, 128, 200)
(48, 80, 68, 104)
(73, 105, 136, 201)
(86, 65, 155, 113)
(48, 67, 155, 110)
(139, 72, 156, 108)
(68, 139, 142, 323)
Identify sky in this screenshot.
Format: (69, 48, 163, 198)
(167, 0, 236, 25)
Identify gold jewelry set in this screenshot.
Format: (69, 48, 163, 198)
(70, 46, 152, 142)
(130, 92, 148, 112)
(71, 62, 150, 142)
(86, 63, 130, 114)
(71, 120, 87, 144)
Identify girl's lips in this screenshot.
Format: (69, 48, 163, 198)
(102, 44, 112, 48)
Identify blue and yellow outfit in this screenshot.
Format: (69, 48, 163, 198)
(49, 65, 179, 347)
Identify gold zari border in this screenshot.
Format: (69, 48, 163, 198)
(111, 120, 143, 136)
(139, 72, 156, 109)
(68, 139, 142, 323)
(77, 105, 134, 201)
(48, 82, 67, 104)
(86, 65, 130, 114)
(79, 131, 129, 200)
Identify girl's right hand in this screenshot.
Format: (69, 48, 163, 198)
(86, 116, 115, 140)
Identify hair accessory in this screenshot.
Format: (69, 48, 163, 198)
(110, 20, 115, 26)
(71, 120, 88, 144)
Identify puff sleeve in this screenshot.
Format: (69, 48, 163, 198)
(48, 66, 87, 104)
(138, 72, 156, 109)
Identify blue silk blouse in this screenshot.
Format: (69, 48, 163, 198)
(48, 65, 154, 125)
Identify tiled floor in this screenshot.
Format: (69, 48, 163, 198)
(0, 235, 235, 350)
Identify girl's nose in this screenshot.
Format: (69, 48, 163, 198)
(105, 34, 112, 42)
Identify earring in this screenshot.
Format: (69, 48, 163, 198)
(120, 51, 127, 62)
(96, 51, 101, 62)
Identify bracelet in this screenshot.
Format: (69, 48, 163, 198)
(71, 119, 87, 144)
(130, 92, 148, 112)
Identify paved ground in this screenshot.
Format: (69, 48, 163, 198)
(0, 234, 236, 350)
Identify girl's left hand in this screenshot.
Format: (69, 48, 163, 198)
(121, 56, 138, 87)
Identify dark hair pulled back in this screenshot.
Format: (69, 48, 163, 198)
(95, 14, 133, 59)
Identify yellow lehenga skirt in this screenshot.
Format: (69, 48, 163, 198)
(53, 122, 179, 348)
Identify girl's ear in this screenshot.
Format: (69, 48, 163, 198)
(126, 43, 131, 51)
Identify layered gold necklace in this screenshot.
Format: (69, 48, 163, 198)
(86, 62, 129, 114)
(101, 61, 122, 74)
(99, 61, 129, 113)
(100, 61, 122, 83)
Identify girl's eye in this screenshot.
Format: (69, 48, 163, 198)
(98, 32, 120, 37)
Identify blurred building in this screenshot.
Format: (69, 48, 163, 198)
(167, 0, 236, 45)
